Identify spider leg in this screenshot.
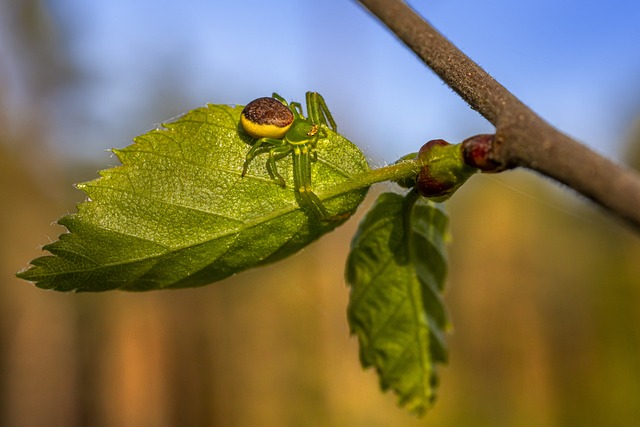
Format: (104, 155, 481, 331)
(266, 145, 292, 187)
(271, 92, 288, 106)
(292, 144, 330, 219)
(242, 137, 269, 177)
(289, 102, 304, 119)
(242, 137, 286, 184)
(305, 92, 337, 131)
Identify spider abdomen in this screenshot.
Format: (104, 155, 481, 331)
(241, 97, 294, 139)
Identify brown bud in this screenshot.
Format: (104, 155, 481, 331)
(461, 134, 505, 172)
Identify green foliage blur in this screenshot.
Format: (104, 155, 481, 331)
(3, 1, 640, 425)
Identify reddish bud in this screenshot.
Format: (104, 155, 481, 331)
(461, 134, 506, 172)
(416, 139, 455, 198)
(418, 139, 450, 157)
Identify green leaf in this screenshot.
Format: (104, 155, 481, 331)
(18, 103, 369, 291)
(345, 191, 450, 416)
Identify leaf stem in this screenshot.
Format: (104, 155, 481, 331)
(324, 160, 420, 199)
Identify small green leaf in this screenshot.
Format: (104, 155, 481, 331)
(18, 103, 369, 291)
(345, 191, 450, 416)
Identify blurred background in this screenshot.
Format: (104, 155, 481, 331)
(2, 0, 640, 425)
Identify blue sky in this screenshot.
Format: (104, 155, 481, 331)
(37, 0, 640, 165)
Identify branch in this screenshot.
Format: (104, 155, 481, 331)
(358, 0, 640, 232)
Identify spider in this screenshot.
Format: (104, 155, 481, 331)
(240, 92, 337, 219)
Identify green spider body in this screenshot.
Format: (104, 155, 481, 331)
(240, 92, 337, 219)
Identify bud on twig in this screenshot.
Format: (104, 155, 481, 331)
(416, 140, 454, 198)
(415, 139, 477, 201)
(461, 134, 508, 172)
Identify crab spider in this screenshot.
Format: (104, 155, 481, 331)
(240, 92, 337, 220)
